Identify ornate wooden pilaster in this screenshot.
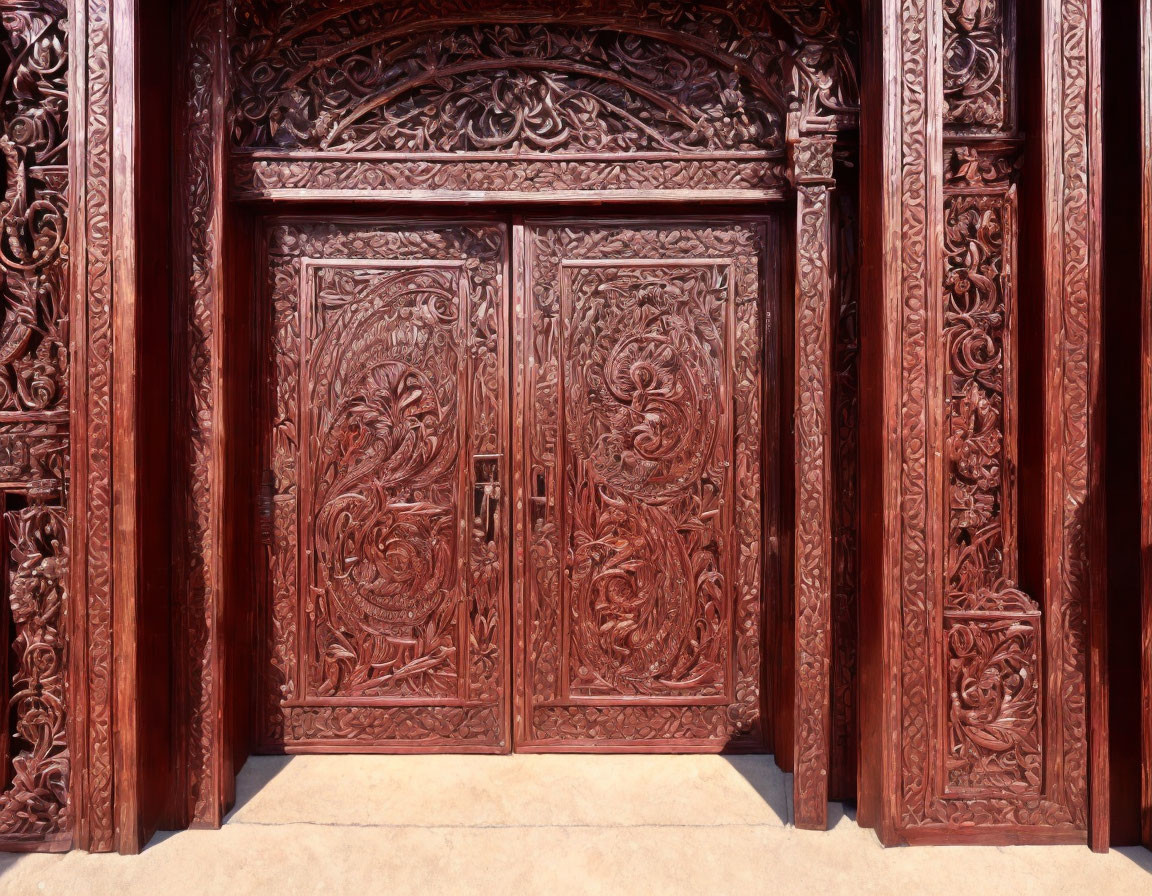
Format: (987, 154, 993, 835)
(790, 121, 837, 831)
(175, 0, 229, 829)
(859, 0, 1101, 846)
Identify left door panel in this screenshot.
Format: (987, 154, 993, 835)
(258, 220, 510, 752)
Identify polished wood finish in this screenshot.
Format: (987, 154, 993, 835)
(259, 218, 510, 752)
(0, 0, 1119, 854)
(857, 0, 1101, 847)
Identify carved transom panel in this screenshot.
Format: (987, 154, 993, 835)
(227, 0, 858, 199)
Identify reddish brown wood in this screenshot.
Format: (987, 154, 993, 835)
(515, 218, 773, 751)
(0, 0, 1119, 856)
(259, 218, 510, 752)
(857, 0, 1100, 847)
(791, 132, 836, 828)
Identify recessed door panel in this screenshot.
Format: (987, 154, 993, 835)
(260, 220, 510, 752)
(514, 220, 769, 750)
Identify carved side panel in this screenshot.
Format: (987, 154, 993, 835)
(517, 220, 767, 749)
(865, 0, 1089, 841)
(941, 168, 1043, 798)
(261, 220, 508, 751)
(791, 132, 835, 828)
(0, 1, 73, 852)
(943, 0, 1013, 132)
(0, 504, 69, 846)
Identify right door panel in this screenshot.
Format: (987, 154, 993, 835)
(515, 220, 772, 750)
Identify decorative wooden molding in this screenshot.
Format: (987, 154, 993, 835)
(175, 0, 228, 828)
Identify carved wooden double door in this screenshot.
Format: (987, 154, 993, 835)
(259, 217, 772, 754)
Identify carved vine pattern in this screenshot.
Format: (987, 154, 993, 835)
(943, 0, 1009, 131)
(942, 178, 1043, 796)
(223, 1, 856, 198)
(883, 0, 1084, 835)
(0, 1, 68, 416)
(791, 132, 835, 827)
(0, 504, 69, 842)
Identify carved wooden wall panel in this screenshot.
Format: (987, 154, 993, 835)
(858, 0, 1099, 847)
(515, 220, 771, 750)
(0, 0, 73, 852)
(260, 220, 509, 752)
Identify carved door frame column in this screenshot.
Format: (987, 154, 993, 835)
(857, 0, 1107, 848)
(789, 118, 838, 831)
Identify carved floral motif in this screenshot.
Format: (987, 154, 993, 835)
(0, 504, 68, 842)
(0, 4, 67, 415)
(943, 0, 1009, 130)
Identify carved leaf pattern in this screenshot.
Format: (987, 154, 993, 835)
(943, 0, 1007, 130)
(230, 3, 799, 155)
(0, 5, 68, 415)
(944, 194, 1011, 600)
(0, 1, 71, 850)
(942, 189, 1042, 797)
(0, 504, 69, 842)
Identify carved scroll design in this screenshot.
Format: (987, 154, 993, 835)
(74, 0, 114, 849)
(518, 221, 764, 747)
(234, 22, 785, 155)
(0, 3, 68, 416)
(261, 220, 508, 751)
(877, 0, 1086, 838)
(943, 189, 1017, 603)
(943, 0, 1010, 131)
(1042, 0, 1095, 830)
(225, 1, 857, 197)
(231, 157, 791, 201)
(231, 3, 798, 155)
(0, 503, 69, 844)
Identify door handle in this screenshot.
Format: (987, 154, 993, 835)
(528, 465, 548, 526)
(474, 455, 501, 544)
